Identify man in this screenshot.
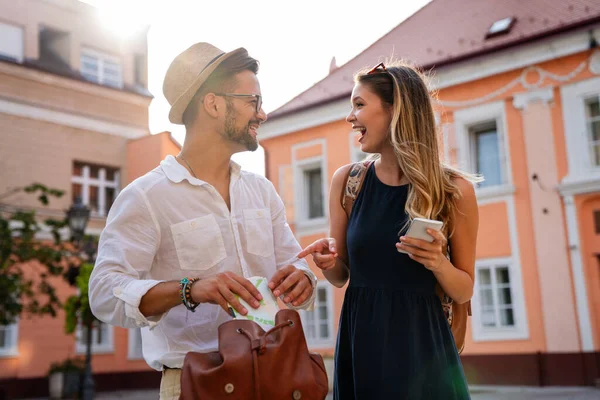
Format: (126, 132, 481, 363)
(89, 43, 317, 400)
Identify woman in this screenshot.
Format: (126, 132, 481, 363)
(297, 61, 480, 399)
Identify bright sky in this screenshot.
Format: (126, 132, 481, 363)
(83, 0, 431, 175)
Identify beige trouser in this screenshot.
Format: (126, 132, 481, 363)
(160, 368, 182, 400)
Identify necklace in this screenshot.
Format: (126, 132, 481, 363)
(177, 154, 198, 179)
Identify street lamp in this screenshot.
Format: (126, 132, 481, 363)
(66, 196, 90, 244)
(66, 196, 94, 400)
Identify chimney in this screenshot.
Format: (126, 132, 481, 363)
(329, 56, 338, 74)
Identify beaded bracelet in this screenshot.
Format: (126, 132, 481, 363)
(179, 277, 200, 312)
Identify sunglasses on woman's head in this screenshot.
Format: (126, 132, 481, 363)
(367, 62, 387, 74)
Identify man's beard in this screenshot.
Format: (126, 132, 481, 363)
(223, 106, 259, 152)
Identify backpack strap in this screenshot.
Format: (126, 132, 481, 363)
(341, 160, 373, 218)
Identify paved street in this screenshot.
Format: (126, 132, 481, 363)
(469, 386, 600, 399)
(22, 386, 600, 400)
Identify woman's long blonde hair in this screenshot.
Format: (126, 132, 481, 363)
(355, 60, 482, 236)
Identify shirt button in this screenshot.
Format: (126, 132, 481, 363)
(190, 221, 197, 228)
(257, 211, 263, 217)
(113, 287, 122, 296)
(224, 383, 234, 393)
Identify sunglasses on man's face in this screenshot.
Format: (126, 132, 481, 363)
(367, 62, 387, 75)
(214, 93, 262, 113)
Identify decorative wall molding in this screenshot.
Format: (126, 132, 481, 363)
(438, 57, 588, 109)
(512, 87, 554, 110)
(589, 49, 600, 75)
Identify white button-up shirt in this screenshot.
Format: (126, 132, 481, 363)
(89, 155, 316, 370)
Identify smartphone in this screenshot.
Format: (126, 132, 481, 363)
(397, 217, 444, 254)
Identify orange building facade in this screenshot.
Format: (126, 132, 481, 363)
(260, 2, 600, 387)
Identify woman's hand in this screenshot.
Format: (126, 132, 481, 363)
(297, 238, 338, 270)
(396, 229, 448, 272)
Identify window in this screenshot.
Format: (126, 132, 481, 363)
(39, 26, 70, 66)
(348, 131, 369, 162)
(292, 140, 327, 228)
(454, 101, 511, 198)
(80, 48, 122, 88)
(471, 258, 528, 341)
(76, 321, 113, 354)
(72, 161, 120, 217)
(300, 282, 334, 347)
(486, 17, 516, 38)
(477, 265, 515, 328)
(0, 323, 18, 357)
(0, 22, 24, 62)
(584, 96, 600, 167)
(304, 167, 324, 219)
(349, 131, 369, 163)
(560, 77, 600, 182)
(128, 328, 144, 359)
(594, 210, 600, 234)
(470, 122, 502, 188)
(351, 145, 369, 163)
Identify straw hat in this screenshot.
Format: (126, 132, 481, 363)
(163, 42, 246, 124)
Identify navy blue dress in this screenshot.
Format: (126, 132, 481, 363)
(334, 163, 470, 400)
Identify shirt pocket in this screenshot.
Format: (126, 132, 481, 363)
(243, 208, 274, 258)
(170, 214, 226, 271)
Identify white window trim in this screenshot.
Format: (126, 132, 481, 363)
(0, 321, 19, 358)
(471, 256, 528, 342)
(442, 122, 453, 165)
(560, 76, 600, 186)
(72, 163, 120, 217)
(560, 195, 594, 350)
(127, 328, 144, 360)
(454, 101, 513, 202)
(277, 164, 291, 207)
(292, 139, 328, 230)
(348, 131, 368, 163)
(75, 321, 114, 355)
(0, 21, 24, 63)
(80, 47, 123, 88)
(300, 281, 335, 349)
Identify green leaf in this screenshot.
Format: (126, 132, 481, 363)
(0, 182, 81, 325)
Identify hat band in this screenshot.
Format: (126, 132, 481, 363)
(200, 52, 225, 75)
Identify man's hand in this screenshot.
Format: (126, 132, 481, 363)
(191, 272, 263, 316)
(268, 265, 313, 307)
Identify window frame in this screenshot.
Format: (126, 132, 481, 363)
(303, 165, 325, 220)
(584, 95, 600, 168)
(127, 328, 144, 360)
(0, 21, 24, 63)
(71, 161, 120, 217)
(299, 281, 335, 348)
(469, 121, 503, 188)
(454, 101, 514, 201)
(471, 257, 528, 342)
(80, 47, 123, 88)
(293, 149, 328, 228)
(560, 76, 600, 184)
(0, 321, 19, 358)
(348, 131, 369, 163)
(75, 321, 114, 355)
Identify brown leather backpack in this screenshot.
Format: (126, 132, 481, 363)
(342, 160, 471, 353)
(179, 309, 329, 399)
